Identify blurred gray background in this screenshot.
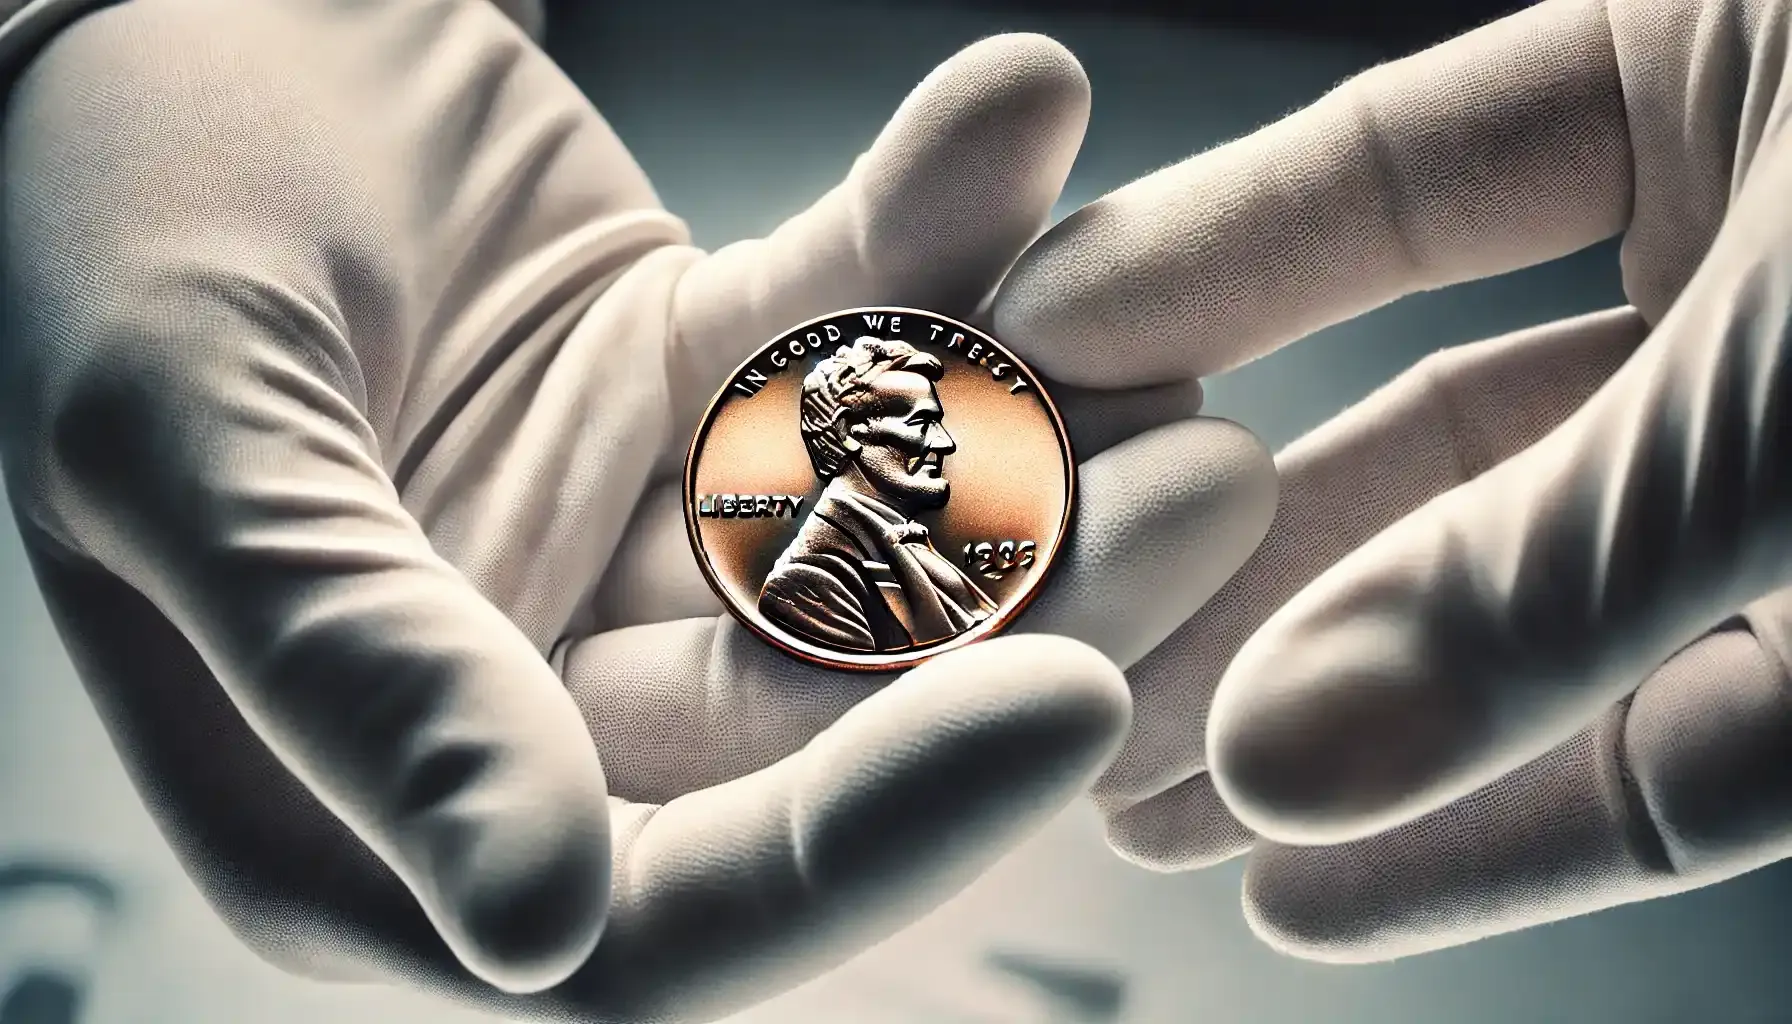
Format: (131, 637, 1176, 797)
(3, 0, 1790, 1021)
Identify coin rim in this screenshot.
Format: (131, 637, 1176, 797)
(681, 306, 1077, 673)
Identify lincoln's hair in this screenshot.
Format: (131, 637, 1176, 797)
(798, 336, 944, 479)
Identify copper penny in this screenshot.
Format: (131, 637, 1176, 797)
(683, 307, 1076, 672)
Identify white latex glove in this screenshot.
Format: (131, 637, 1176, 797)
(0, 0, 1275, 1017)
(996, 0, 1792, 961)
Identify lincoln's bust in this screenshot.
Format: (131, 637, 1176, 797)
(757, 336, 997, 652)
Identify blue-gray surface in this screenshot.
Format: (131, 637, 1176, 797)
(0, 1, 1787, 1021)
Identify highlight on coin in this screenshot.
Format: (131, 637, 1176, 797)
(683, 307, 1076, 673)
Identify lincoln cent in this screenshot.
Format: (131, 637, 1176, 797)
(683, 307, 1075, 672)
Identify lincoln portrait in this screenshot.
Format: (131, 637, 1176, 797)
(757, 336, 999, 652)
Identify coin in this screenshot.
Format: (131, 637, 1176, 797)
(683, 307, 1076, 672)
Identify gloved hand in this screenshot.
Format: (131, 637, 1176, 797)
(995, 0, 1792, 961)
(0, 0, 1275, 1018)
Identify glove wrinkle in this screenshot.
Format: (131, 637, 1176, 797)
(1609, 0, 1789, 320)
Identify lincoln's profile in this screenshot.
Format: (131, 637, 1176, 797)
(758, 336, 998, 652)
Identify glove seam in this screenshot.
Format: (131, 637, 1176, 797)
(1609, 693, 1679, 876)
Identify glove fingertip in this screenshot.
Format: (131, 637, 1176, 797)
(429, 776, 613, 995)
(925, 32, 1090, 111)
(1101, 774, 1254, 873)
(794, 634, 1131, 885)
(967, 634, 1133, 771)
(1240, 846, 1400, 965)
(869, 634, 1132, 778)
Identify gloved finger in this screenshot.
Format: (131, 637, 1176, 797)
(1102, 774, 1253, 873)
(565, 417, 1273, 803)
(992, 0, 1632, 389)
(671, 32, 1091, 434)
(1095, 308, 1646, 814)
(1242, 601, 1792, 962)
(1209, 135, 1792, 845)
(6, 292, 609, 993)
(543, 635, 1126, 1022)
(585, 376, 1209, 635)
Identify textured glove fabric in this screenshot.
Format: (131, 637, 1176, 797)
(0, 0, 1276, 1018)
(995, 0, 1792, 961)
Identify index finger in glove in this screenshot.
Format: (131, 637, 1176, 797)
(1243, 594, 1792, 961)
(1095, 306, 1647, 820)
(994, 0, 1632, 388)
(1209, 129, 1792, 845)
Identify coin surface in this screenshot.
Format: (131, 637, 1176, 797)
(684, 307, 1075, 672)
